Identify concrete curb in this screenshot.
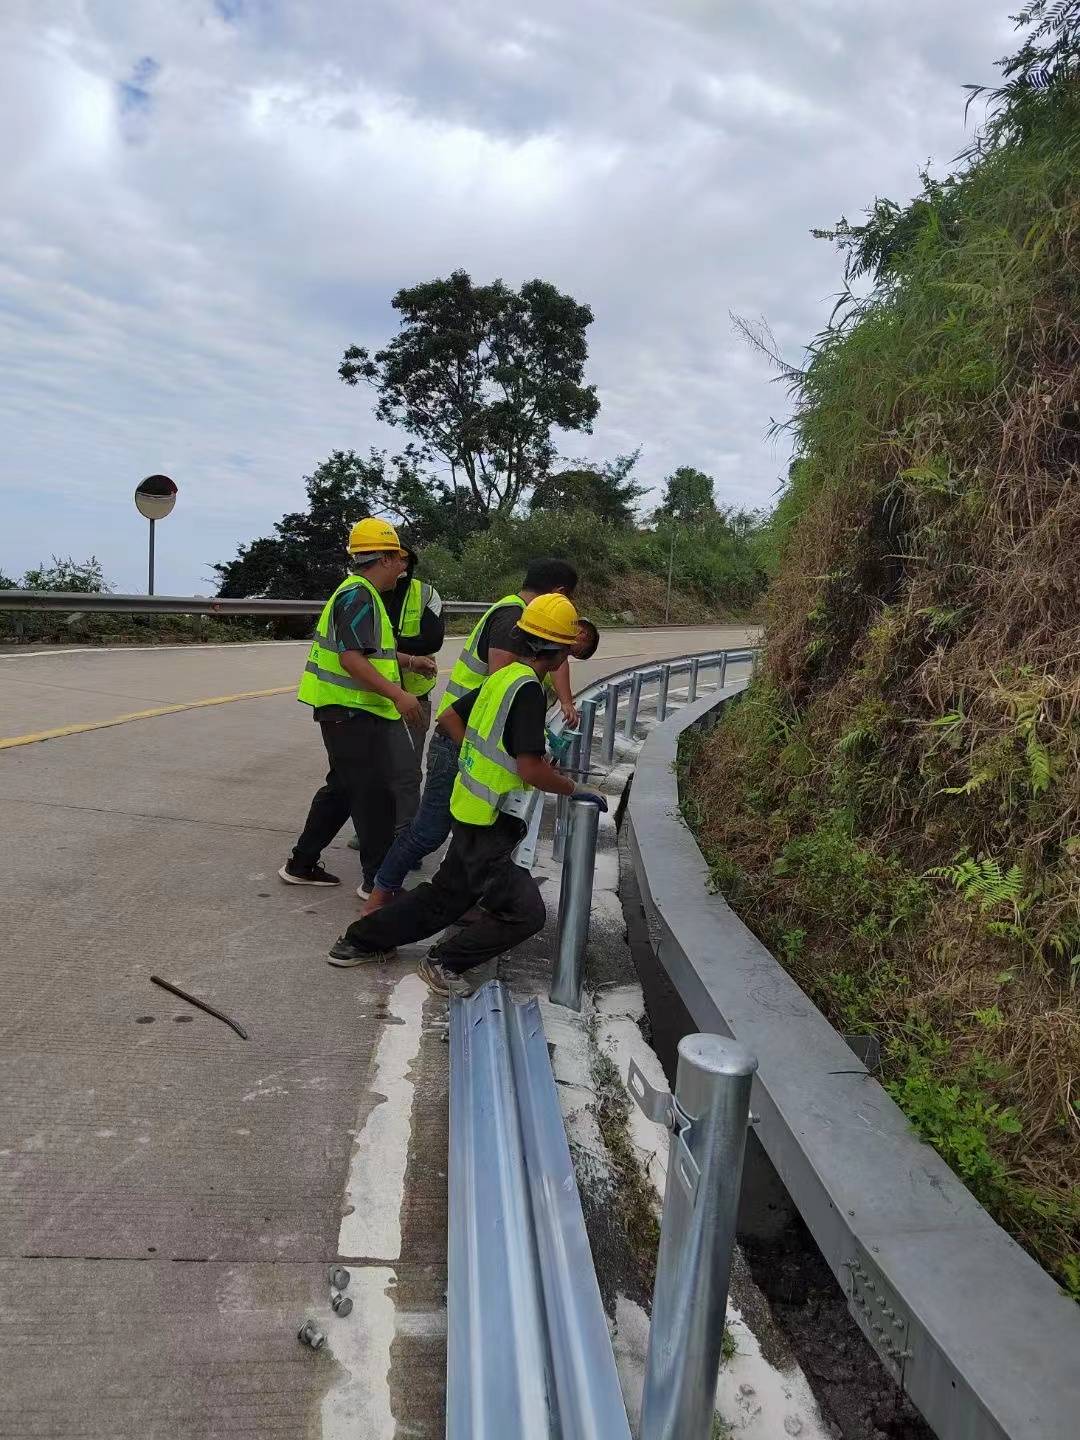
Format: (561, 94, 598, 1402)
(626, 685, 1080, 1440)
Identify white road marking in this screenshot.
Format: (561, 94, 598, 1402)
(0, 641, 309, 660)
(320, 1266, 397, 1440)
(337, 973, 427, 1261)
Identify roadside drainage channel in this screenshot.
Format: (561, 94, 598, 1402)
(625, 682, 1080, 1440)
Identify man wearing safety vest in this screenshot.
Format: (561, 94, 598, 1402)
(326, 593, 609, 995)
(280, 519, 432, 892)
(348, 547, 444, 852)
(391, 549, 444, 790)
(358, 558, 580, 912)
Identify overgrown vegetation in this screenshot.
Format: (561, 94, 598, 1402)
(215, 449, 772, 623)
(683, 5, 1080, 1296)
(0, 556, 260, 646)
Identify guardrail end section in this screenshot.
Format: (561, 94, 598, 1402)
(448, 979, 631, 1440)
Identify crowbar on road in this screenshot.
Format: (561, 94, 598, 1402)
(150, 974, 249, 1040)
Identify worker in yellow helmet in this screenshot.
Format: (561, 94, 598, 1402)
(280, 518, 433, 891)
(358, 557, 581, 914)
(347, 544, 445, 857)
(326, 593, 608, 994)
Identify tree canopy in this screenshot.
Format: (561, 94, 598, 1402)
(529, 451, 646, 527)
(656, 466, 717, 523)
(339, 270, 600, 516)
(212, 450, 466, 599)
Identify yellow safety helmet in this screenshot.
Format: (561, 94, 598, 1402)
(347, 517, 406, 555)
(517, 592, 580, 647)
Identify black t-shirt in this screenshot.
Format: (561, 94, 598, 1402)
(451, 676, 546, 758)
(330, 583, 380, 653)
(313, 584, 382, 722)
(474, 599, 525, 666)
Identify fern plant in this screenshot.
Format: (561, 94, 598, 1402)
(927, 856, 1026, 915)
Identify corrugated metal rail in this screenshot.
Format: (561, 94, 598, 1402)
(0, 589, 488, 617)
(448, 979, 631, 1440)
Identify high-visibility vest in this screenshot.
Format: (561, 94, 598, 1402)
(436, 594, 524, 718)
(398, 579, 438, 697)
(297, 575, 401, 720)
(451, 662, 540, 826)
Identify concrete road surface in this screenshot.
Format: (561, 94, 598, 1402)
(0, 623, 755, 1438)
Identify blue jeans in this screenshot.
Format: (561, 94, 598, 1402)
(374, 728, 458, 891)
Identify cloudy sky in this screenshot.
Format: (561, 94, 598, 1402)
(1, 0, 1013, 593)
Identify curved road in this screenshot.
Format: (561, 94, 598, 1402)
(0, 624, 754, 1437)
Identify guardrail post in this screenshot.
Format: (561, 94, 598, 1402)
(577, 698, 597, 778)
(550, 799, 600, 1011)
(624, 669, 644, 738)
(718, 651, 728, 691)
(639, 1035, 758, 1440)
(552, 728, 581, 864)
(657, 664, 671, 721)
(687, 656, 699, 704)
(601, 682, 620, 766)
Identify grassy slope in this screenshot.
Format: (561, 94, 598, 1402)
(683, 83, 1080, 1295)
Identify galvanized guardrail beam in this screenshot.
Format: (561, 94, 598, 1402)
(448, 979, 631, 1440)
(0, 589, 489, 617)
(626, 684, 1080, 1440)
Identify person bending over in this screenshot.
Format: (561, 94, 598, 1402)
(325, 593, 608, 995)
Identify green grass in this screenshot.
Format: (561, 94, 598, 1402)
(677, 53, 1080, 1297)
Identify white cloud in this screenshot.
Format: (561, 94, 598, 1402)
(0, 0, 1012, 591)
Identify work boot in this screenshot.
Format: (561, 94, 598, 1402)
(327, 937, 398, 967)
(361, 886, 399, 916)
(279, 860, 340, 887)
(417, 957, 474, 998)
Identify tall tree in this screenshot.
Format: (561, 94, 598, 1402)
(339, 270, 600, 516)
(213, 449, 468, 599)
(657, 466, 717, 523)
(529, 450, 646, 527)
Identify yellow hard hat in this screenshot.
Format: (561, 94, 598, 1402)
(518, 592, 580, 647)
(347, 517, 405, 555)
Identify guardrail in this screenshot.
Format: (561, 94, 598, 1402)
(448, 979, 631, 1440)
(0, 590, 489, 617)
(623, 680, 1080, 1440)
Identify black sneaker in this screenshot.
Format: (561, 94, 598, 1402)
(278, 860, 341, 887)
(327, 937, 397, 967)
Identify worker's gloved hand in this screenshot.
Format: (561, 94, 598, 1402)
(572, 784, 609, 813)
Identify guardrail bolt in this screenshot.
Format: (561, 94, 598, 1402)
(298, 1319, 326, 1350)
(331, 1291, 353, 1317)
(328, 1265, 351, 1291)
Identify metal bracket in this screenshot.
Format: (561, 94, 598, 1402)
(843, 1248, 912, 1384)
(627, 1058, 676, 1130)
(672, 1130, 701, 1203)
(627, 1061, 701, 1204)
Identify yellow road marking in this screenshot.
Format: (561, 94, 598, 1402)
(0, 686, 296, 751)
(0, 666, 455, 751)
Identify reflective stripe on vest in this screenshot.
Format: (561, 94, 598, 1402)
(436, 594, 525, 718)
(399, 579, 438, 697)
(296, 575, 401, 720)
(450, 663, 539, 827)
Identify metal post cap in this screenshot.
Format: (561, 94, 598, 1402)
(678, 1033, 758, 1078)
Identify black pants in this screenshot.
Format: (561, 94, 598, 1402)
(342, 815, 547, 973)
(292, 714, 420, 883)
